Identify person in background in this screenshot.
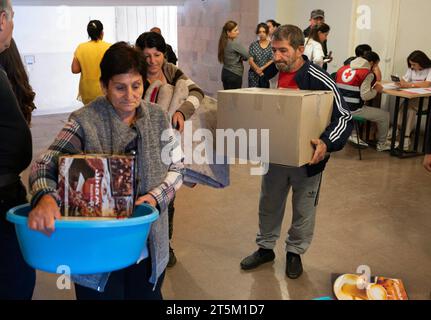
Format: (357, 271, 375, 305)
(136, 31, 204, 267)
(248, 22, 273, 88)
(28, 42, 184, 299)
(266, 19, 280, 39)
(394, 50, 431, 150)
(344, 44, 371, 65)
(344, 44, 382, 81)
(218, 20, 260, 89)
(336, 51, 392, 151)
(0, 38, 36, 124)
(304, 23, 330, 68)
(0, 0, 36, 300)
(241, 25, 352, 280)
(150, 27, 178, 65)
(303, 9, 332, 70)
(71, 20, 111, 105)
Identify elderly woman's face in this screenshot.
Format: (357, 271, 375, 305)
(143, 47, 164, 76)
(103, 71, 143, 118)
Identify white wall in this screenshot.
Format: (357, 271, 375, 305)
(349, 0, 401, 81)
(115, 6, 177, 52)
(12, 5, 177, 115)
(258, 0, 276, 23)
(14, 6, 117, 115)
(275, 0, 354, 74)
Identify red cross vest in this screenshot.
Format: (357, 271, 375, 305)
(335, 65, 374, 111)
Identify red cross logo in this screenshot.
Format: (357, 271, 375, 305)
(342, 68, 356, 83)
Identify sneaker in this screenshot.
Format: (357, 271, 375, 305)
(376, 141, 392, 152)
(240, 248, 275, 270)
(286, 252, 303, 279)
(167, 246, 177, 267)
(348, 134, 368, 147)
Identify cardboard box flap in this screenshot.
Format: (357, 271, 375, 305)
(218, 88, 333, 97)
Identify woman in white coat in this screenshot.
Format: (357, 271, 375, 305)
(304, 23, 330, 68)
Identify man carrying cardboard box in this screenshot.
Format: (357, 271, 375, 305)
(240, 25, 352, 279)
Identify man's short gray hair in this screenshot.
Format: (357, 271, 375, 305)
(272, 24, 305, 50)
(1, 0, 11, 18)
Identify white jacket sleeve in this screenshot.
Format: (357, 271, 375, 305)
(312, 41, 325, 67)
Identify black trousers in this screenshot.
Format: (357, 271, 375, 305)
(0, 180, 36, 300)
(222, 68, 243, 90)
(74, 258, 165, 300)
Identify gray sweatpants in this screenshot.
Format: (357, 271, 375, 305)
(351, 106, 390, 144)
(256, 164, 322, 255)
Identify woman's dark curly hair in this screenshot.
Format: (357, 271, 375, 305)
(0, 38, 36, 124)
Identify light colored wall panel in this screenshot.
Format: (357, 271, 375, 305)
(275, 0, 354, 74)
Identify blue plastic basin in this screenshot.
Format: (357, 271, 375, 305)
(6, 204, 159, 275)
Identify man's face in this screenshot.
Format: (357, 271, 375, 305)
(272, 39, 304, 72)
(310, 17, 324, 27)
(0, 2, 14, 53)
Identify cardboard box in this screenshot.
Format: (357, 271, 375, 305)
(58, 154, 135, 218)
(217, 88, 334, 167)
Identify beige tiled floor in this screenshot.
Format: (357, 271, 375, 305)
(26, 114, 431, 300)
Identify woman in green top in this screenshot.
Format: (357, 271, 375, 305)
(218, 20, 260, 89)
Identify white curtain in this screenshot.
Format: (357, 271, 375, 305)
(115, 6, 178, 54)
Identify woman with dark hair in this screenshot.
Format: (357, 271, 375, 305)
(392, 50, 431, 149)
(218, 20, 257, 89)
(135, 31, 204, 133)
(135, 31, 204, 267)
(304, 23, 330, 68)
(71, 19, 111, 105)
(28, 42, 184, 300)
(399, 50, 431, 88)
(248, 23, 273, 87)
(0, 38, 36, 124)
(266, 19, 280, 38)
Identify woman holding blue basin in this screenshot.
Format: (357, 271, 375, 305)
(27, 42, 184, 300)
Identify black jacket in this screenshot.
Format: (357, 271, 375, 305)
(0, 65, 32, 176)
(260, 56, 353, 176)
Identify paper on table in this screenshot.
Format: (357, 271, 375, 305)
(382, 82, 400, 90)
(399, 87, 431, 95)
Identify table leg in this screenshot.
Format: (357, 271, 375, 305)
(413, 97, 424, 151)
(397, 98, 409, 154)
(390, 96, 400, 154)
